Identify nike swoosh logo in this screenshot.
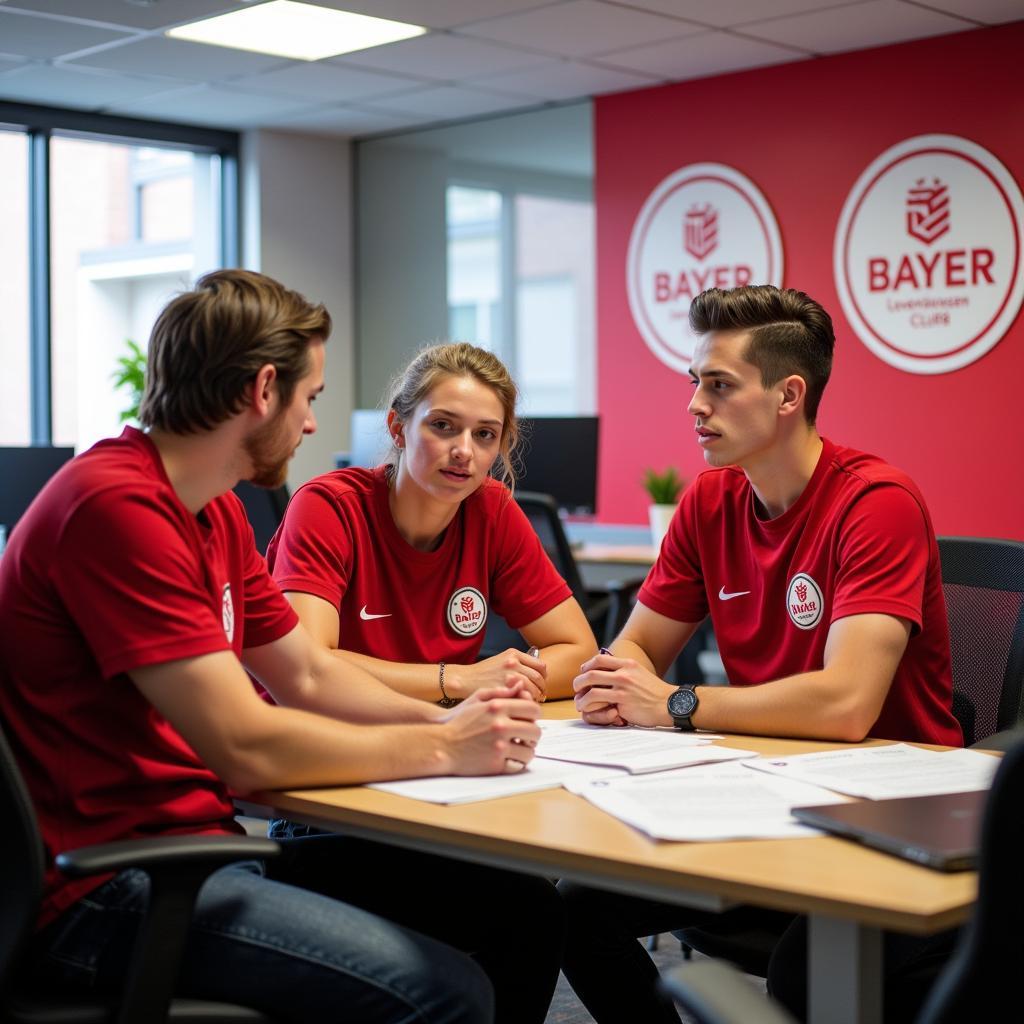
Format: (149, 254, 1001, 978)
(359, 606, 392, 621)
(718, 588, 751, 601)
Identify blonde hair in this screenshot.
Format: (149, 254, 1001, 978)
(385, 342, 521, 488)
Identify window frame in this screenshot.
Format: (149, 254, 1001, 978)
(0, 101, 240, 444)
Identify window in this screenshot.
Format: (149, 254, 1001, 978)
(446, 185, 595, 414)
(0, 104, 237, 450)
(50, 138, 223, 450)
(0, 128, 30, 445)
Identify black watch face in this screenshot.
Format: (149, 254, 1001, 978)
(668, 687, 697, 718)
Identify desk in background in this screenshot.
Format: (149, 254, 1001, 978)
(242, 702, 977, 1024)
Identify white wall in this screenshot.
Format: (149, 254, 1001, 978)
(241, 130, 354, 488)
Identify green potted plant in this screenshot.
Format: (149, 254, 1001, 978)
(643, 466, 685, 546)
(112, 339, 147, 425)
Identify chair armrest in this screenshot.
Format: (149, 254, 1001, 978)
(659, 961, 796, 1024)
(56, 833, 279, 878)
(54, 834, 280, 1024)
(970, 727, 1024, 752)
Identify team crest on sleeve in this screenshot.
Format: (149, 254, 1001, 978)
(447, 587, 487, 636)
(221, 583, 235, 643)
(786, 573, 823, 630)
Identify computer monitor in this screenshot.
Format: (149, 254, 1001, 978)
(515, 416, 599, 515)
(233, 481, 290, 555)
(335, 409, 390, 469)
(0, 446, 76, 537)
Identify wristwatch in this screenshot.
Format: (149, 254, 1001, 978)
(667, 684, 700, 731)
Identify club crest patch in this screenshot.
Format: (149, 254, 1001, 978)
(786, 573, 823, 630)
(221, 582, 235, 643)
(447, 586, 487, 637)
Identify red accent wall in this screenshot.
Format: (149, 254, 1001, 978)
(596, 23, 1024, 539)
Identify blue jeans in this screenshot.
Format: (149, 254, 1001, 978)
(30, 834, 561, 1023)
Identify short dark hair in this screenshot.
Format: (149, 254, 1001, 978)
(139, 269, 331, 435)
(689, 285, 834, 423)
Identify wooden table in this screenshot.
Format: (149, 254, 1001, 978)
(243, 701, 980, 1024)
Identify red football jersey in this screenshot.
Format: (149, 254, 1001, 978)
(267, 467, 572, 664)
(0, 428, 297, 926)
(640, 438, 961, 746)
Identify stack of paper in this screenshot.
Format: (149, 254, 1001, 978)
(568, 761, 846, 841)
(369, 757, 618, 805)
(536, 719, 754, 774)
(744, 743, 1000, 799)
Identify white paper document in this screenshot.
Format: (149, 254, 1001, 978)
(743, 743, 1000, 799)
(368, 757, 619, 805)
(571, 761, 846, 841)
(535, 719, 736, 774)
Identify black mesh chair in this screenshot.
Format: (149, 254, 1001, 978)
(480, 490, 645, 654)
(937, 537, 1024, 747)
(674, 535, 1024, 976)
(0, 720, 279, 1023)
(660, 737, 1024, 1024)
(233, 482, 290, 555)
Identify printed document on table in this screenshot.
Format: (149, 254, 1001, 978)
(570, 761, 846, 841)
(536, 719, 739, 774)
(368, 758, 619, 805)
(743, 743, 1000, 799)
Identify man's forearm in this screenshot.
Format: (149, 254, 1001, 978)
(693, 670, 880, 742)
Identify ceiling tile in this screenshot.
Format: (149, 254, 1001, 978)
(263, 104, 425, 135)
(334, 32, 542, 80)
(742, 0, 974, 53)
(611, 0, 866, 30)
(913, 0, 1024, 24)
(0, 62, 173, 108)
(64, 35, 288, 81)
(0, 9, 132, 59)
(602, 29, 805, 77)
(475, 58, 662, 100)
(362, 84, 535, 119)
(106, 83, 318, 127)
(2, 0, 240, 31)
(461, 0, 704, 58)
(298, 0, 554, 31)
(231, 62, 421, 103)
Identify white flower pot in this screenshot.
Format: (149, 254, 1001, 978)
(648, 503, 676, 547)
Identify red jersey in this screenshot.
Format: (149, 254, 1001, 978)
(267, 467, 572, 664)
(0, 428, 297, 926)
(640, 438, 961, 746)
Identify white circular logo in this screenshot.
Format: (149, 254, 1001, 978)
(786, 573, 823, 631)
(626, 163, 785, 374)
(834, 134, 1024, 375)
(447, 586, 487, 637)
(221, 583, 234, 644)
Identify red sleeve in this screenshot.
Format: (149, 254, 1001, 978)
(831, 485, 929, 633)
(489, 495, 572, 629)
(268, 483, 355, 611)
(231, 498, 298, 650)
(637, 479, 708, 623)
(53, 489, 230, 678)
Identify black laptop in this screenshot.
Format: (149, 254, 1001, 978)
(792, 790, 987, 871)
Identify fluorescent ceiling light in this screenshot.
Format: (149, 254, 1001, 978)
(167, 1, 426, 62)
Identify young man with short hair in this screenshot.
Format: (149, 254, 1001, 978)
(0, 269, 563, 1024)
(561, 284, 961, 1022)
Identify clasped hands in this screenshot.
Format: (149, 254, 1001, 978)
(573, 652, 674, 728)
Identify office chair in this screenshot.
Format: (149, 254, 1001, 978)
(660, 737, 1024, 1024)
(233, 482, 290, 555)
(0, 720, 279, 1023)
(479, 491, 644, 656)
(673, 535, 1024, 975)
(937, 537, 1024, 748)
